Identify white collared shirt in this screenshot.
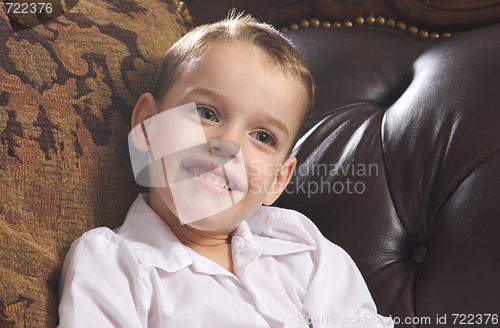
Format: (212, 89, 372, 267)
(58, 194, 393, 328)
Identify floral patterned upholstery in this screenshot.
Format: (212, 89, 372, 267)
(0, 0, 191, 326)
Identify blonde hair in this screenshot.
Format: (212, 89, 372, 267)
(153, 12, 315, 139)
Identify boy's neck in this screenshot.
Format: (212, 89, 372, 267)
(147, 190, 231, 247)
(172, 224, 232, 248)
(148, 190, 235, 274)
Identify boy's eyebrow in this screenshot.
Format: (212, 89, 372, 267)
(189, 87, 289, 137)
(189, 87, 226, 101)
(260, 113, 289, 137)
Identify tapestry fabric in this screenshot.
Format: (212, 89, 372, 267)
(0, 0, 191, 326)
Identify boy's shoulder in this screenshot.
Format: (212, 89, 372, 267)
(72, 226, 125, 247)
(65, 226, 138, 262)
(245, 205, 330, 249)
(243, 205, 357, 270)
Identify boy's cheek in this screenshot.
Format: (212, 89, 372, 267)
(247, 171, 277, 195)
(247, 161, 282, 178)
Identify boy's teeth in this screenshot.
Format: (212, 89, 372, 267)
(191, 169, 232, 190)
(206, 175, 224, 188)
(214, 177, 223, 186)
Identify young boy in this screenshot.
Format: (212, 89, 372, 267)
(58, 14, 394, 328)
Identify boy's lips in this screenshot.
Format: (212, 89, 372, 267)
(182, 158, 242, 191)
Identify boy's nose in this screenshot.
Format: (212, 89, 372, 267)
(209, 140, 240, 162)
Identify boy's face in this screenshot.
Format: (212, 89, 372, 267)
(132, 41, 307, 233)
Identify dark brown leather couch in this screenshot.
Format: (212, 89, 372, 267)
(187, 1, 500, 326)
(275, 22, 500, 326)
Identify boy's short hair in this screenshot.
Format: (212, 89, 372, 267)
(153, 12, 315, 146)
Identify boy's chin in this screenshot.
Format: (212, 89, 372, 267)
(181, 211, 235, 234)
(184, 217, 237, 234)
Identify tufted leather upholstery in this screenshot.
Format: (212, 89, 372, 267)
(274, 24, 500, 325)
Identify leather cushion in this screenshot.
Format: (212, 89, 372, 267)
(276, 24, 500, 322)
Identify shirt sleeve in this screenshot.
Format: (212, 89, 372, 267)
(58, 228, 151, 328)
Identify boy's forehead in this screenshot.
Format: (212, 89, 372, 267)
(188, 42, 305, 103)
(189, 42, 264, 74)
(188, 41, 286, 77)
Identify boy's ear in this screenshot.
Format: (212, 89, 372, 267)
(263, 156, 297, 205)
(131, 93, 157, 152)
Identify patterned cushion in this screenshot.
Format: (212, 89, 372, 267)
(0, 0, 191, 326)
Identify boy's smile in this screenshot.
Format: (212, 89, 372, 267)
(131, 41, 308, 234)
(185, 157, 241, 193)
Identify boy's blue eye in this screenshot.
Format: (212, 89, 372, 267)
(197, 106, 218, 122)
(250, 131, 276, 146)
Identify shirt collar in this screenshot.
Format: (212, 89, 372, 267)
(117, 194, 315, 274)
(232, 207, 316, 257)
(117, 193, 193, 273)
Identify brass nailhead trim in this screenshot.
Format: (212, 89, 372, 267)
(310, 18, 320, 27)
(375, 16, 385, 26)
(365, 16, 375, 25)
(419, 30, 429, 38)
(281, 16, 455, 38)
